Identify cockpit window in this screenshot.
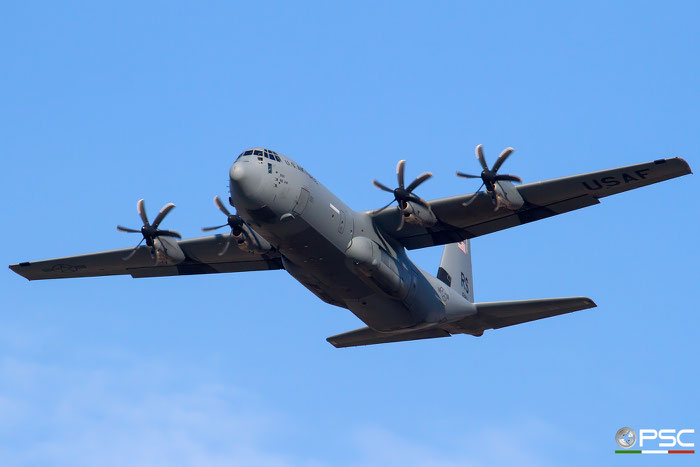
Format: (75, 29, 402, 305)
(244, 150, 253, 156)
(254, 150, 263, 156)
(274, 155, 281, 162)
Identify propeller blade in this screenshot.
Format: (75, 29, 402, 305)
(475, 144, 488, 170)
(201, 224, 228, 232)
(461, 183, 485, 208)
(493, 174, 522, 183)
(455, 171, 481, 179)
(116, 225, 140, 233)
(218, 234, 232, 256)
(155, 229, 182, 239)
(372, 180, 394, 193)
(151, 203, 176, 229)
(214, 195, 232, 216)
(137, 199, 149, 226)
(397, 212, 406, 231)
(396, 160, 406, 189)
(372, 199, 396, 216)
(492, 147, 514, 172)
(405, 172, 433, 192)
(123, 237, 145, 261)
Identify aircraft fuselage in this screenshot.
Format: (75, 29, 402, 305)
(229, 148, 475, 332)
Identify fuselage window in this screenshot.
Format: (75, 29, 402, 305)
(267, 163, 272, 174)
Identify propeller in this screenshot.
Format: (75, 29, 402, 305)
(456, 144, 522, 208)
(117, 199, 181, 260)
(201, 195, 247, 256)
(372, 160, 433, 230)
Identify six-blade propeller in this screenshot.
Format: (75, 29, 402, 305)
(456, 144, 522, 207)
(372, 159, 433, 230)
(117, 199, 181, 260)
(201, 195, 247, 256)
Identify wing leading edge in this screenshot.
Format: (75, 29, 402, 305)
(371, 157, 692, 250)
(9, 235, 283, 281)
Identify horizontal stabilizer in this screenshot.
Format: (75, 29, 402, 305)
(327, 326, 451, 348)
(455, 297, 596, 335)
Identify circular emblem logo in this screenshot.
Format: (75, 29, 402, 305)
(615, 427, 636, 448)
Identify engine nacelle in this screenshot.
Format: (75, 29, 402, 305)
(233, 223, 272, 253)
(493, 181, 524, 211)
(345, 236, 412, 299)
(152, 236, 186, 265)
(400, 200, 437, 228)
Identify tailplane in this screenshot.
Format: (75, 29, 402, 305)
(454, 297, 596, 336)
(326, 297, 596, 347)
(437, 240, 474, 302)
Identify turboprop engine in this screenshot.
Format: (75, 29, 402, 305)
(399, 199, 437, 228)
(457, 144, 524, 211)
(372, 159, 437, 230)
(117, 199, 186, 265)
(202, 195, 272, 256)
(345, 236, 414, 300)
(151, 236, 186, 265)
(231, 223, 272, 254)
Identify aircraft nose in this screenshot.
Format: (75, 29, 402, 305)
(230, 162, 247, 182)
(229, 161, 263, 206)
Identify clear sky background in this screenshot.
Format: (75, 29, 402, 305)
(1, 2, 698, 466)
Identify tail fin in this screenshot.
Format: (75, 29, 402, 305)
(437, 240, 474, 302)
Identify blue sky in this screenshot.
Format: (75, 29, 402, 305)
(1, 1, 698, 465)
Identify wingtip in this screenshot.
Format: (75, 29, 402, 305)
(326, 337, 348, 349)
(678, 157, 693, 174)
(8, 263, 32, 280)
(659, 157, 692, 175)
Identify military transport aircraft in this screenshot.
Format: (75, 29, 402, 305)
(9, 146, 692, 347)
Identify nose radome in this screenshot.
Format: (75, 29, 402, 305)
(230, 163, 246, 182)
(229, 161, 263, 206)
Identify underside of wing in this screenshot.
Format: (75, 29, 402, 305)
(370, 157, 691, 250)
(9, 235, 283, 280)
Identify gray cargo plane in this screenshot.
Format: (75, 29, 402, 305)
(9, 146, 692, 347)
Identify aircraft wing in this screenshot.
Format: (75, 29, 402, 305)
(371, 157, 692, 250)
(9, 235, 283, 281)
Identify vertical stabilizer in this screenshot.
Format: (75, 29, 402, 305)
(437, 240, 474, 302)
